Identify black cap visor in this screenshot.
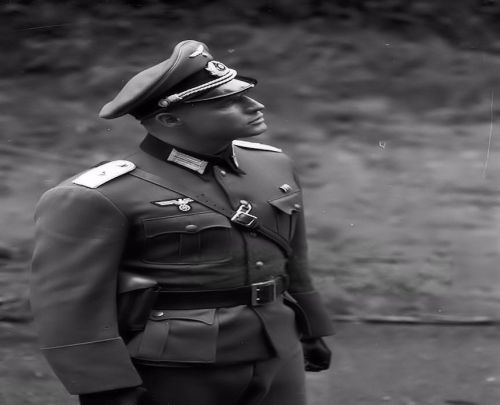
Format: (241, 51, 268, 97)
(185, 76, 257, 103)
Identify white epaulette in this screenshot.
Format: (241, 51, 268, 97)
(232, 140, 282, 153)
(72, 160, 136, 189)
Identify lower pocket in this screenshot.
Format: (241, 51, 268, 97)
(127, 308, 218, 363)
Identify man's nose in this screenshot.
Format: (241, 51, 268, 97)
(245, 96, 265, 111)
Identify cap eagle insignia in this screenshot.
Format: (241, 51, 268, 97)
(189, 44, 210, 58)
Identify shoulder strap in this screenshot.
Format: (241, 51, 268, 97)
(73, 160, 135, 189)
(130, 168, 292, 257)
(232, 140, 282, 153)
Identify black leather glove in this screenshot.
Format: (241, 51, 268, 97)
(79, 386, 155, 405)
(301, 337, 332, 372)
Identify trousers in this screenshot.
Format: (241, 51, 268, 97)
(135, 343, 306, 405)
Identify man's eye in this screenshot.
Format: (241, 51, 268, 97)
(217, 94, 246, 108)
(218, 98, 236, 108)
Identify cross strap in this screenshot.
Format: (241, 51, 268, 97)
(129, 168, 292, 257)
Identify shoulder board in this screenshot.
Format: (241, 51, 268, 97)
(72, 160, 136, 189)
(232, 140, 282, 153)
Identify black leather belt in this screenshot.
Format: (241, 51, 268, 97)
(153, 276, 288, 310)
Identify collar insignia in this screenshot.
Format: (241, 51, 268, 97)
(152, 198, 194, 212)
(167, 148, 208, 174)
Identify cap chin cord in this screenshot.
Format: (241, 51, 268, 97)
(158, 68, 237, 108)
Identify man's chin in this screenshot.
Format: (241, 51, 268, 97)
(243, 123, 268, 138)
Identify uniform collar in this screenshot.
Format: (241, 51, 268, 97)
(139, 134, 245, 175)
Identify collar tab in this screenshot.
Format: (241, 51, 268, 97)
(167, 148, 208, 174)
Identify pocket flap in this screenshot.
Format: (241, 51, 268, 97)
(150, 308, 216, 325)
(143, 212, 231, 238)
(268, 192, 302, 215)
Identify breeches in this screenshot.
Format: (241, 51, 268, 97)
(136, 343, 306, 405)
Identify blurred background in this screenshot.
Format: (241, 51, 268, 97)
(1, 1, 500, 404)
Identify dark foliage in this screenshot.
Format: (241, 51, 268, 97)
(2, 0, 500, 51)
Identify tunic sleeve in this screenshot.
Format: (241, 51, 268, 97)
(286, 177, 334, 338)
(31, 185, 142, 394)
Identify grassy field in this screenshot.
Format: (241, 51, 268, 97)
(2, 11, 500, 319)
(1, 6, 500, 405)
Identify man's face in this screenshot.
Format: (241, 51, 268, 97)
(172, 91, 267, 141)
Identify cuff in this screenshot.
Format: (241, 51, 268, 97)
(287, 290, 334, 338)
(41, 337, 142, 394)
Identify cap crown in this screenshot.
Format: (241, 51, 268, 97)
(99, 40, 254, 120)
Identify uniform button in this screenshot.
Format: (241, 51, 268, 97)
(293, 203, 302, 210)
(280, 183, 292, 193)
(185, 224, 198, 232)
(255, 261, 264, 268)
(154, 311, 164, 317)
(220, 170, 227, 176)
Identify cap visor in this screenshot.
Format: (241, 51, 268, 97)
(186, 76, 257, 103)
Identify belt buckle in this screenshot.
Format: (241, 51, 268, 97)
(251, 279, 277, 306)
(231, 200, 257, 228)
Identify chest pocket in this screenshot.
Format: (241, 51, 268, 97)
(268, 191, 302, 240)
(141, 211, 233, 265)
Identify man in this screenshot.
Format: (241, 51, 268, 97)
(31, 40, 333, 405)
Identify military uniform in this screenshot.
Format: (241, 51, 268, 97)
(31, 40, 333, 405)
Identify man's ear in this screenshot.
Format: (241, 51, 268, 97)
(156, 113, 182, 127)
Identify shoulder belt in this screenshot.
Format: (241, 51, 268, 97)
(72, 160, 136, 189)
(232, 140, 282, 153)
(129, 168, 292, 257)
